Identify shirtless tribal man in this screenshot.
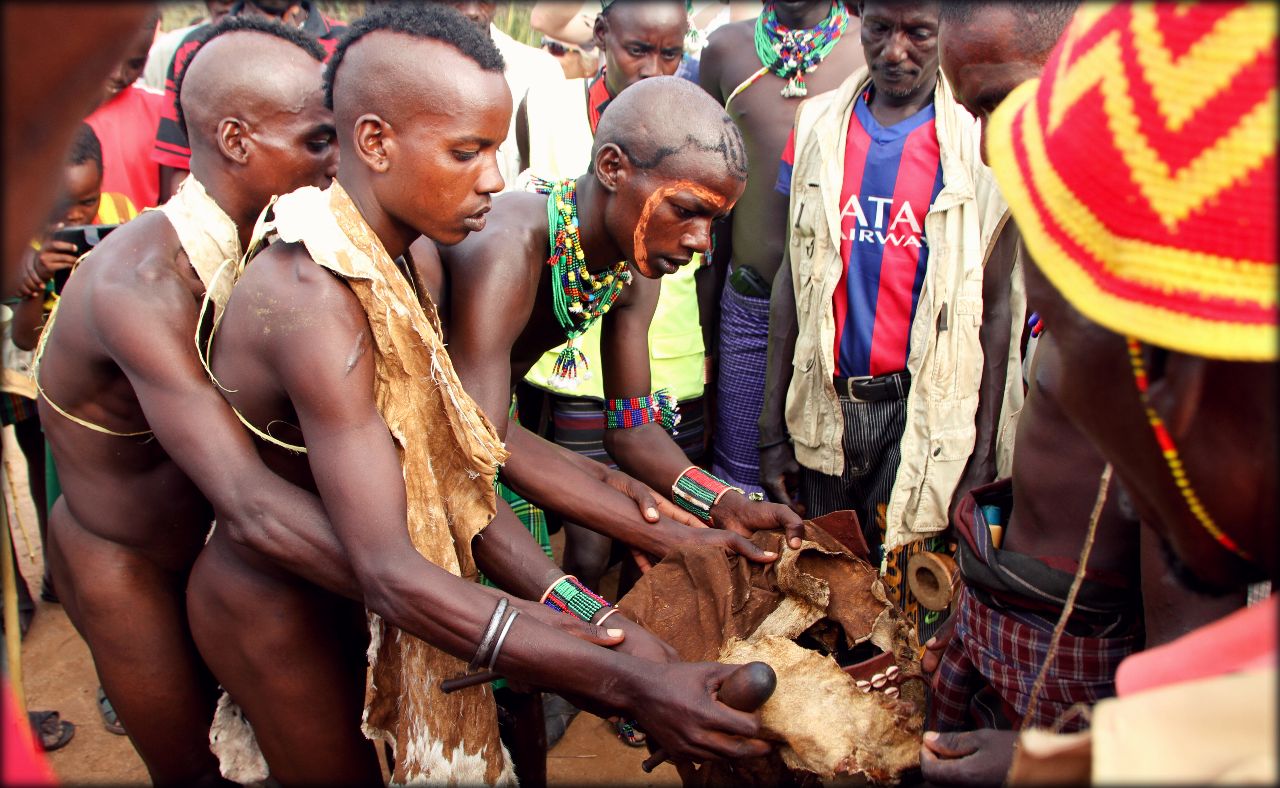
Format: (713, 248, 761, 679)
(437, 76, 806, 568)
(699, 0, 864, 495)
(189, 7, 771, 785)
(33, 17, 340, 786)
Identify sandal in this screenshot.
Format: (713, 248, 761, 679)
(96, 686, 126, 735)
(614, 718, 646, 747)
(29, 711, 75, 752)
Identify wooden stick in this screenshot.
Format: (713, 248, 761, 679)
(440, 670, 499, 694)
(1, 485, 25, 708)
(4, 460, 36, 561)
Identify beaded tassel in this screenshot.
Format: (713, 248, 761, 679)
(531, 178, 633, 388)
(604, 389, 681, 432)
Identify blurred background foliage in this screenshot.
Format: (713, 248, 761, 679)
(159, 2, 540, 46)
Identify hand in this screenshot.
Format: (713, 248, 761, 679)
(629, 661, 772, 764)
(921, 611, 957, 687)
(921, 729, 1018, 786)
(758, 442, 804, 517)
(35, 238, 80, 281)
(709, 490, 804, 550)
(639, 519, 779, 566)
(511, 597, 626, 650)
(604, 614, 679, 664)
(601, 466, 703, 529)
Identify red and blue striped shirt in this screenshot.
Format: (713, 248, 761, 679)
(779, 89, 944, 378)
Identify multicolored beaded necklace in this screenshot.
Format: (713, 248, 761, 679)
(728, 0, 849, 103)
(533, 177, 632, 387)
(1126, 336, 1251, 561)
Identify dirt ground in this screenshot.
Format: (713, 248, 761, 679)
(4, 425, 680, 786)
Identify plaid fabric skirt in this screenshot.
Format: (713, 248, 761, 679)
(929, 586, 1139, 733)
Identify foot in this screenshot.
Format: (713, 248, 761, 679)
(29, 711, 75, 752)
(613, 718, 646, 747)
(96, 686, 126, 735)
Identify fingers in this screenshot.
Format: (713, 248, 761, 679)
(628, 484, 662, 522)
(760, 477, 791, 508)
(629, 547, 653, 574)
(778, 507, 805, 550)
(656, 496, 705, 529)
(552, 613, 625, 647)
(724, 532, 778, 564)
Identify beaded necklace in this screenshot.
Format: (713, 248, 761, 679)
(533, 177, 632, 387)
(728, 0, 848, 103)
(1126, 336, 1251, 561)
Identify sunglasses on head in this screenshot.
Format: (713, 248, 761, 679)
(541, 37, 580, 57)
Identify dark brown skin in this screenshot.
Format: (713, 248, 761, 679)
(442, 77, 805, 552)
(1, 2, 153, 298)
(698, 0, 865, 285)
(515, 0, 687, 170)
(33, 32, 340, 787)
(918, 10, 1255, 783)
(758, 1, 940, 509)
(187, 38, 770, 781)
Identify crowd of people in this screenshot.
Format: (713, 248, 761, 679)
(1, 0, 1274, 785)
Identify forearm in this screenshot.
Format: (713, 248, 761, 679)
(501, 426, 675, 555)
(604, 422, 697, 495)
(472, 501, 570, 599)
(758, 258, 798, 443)
(220, 481, 361, 600)
(11, 295, 45, 351)
(362, 549, 647, 709)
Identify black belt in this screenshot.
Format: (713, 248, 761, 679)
(833, 371, 910, 402)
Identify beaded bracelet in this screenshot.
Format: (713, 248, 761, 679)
(672, 466, 743, 522)
(605, 389, 680, 432)
(543, 575, 612, 623)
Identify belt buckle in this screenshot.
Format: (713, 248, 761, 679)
(846, 375, 873, 402)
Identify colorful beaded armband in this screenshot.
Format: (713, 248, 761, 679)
(1028, 312, 1045, 338)
(543, 576, 611, 623)
(672, 466, 742, 522)
(605, 389, 680, 431)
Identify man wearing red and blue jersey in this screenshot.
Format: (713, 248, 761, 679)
(760, 0, 1017, 636)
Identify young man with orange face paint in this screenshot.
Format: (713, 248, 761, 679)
(430, 76, 805, 569)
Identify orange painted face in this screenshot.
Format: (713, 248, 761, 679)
(628, 179, 736, 279)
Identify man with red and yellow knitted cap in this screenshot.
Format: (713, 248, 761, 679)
(972, 2, 1275, 782)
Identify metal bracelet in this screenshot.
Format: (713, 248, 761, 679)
(469, 597, 509, 672)
(486, 609, 520, 672)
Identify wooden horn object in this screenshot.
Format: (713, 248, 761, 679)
(641, 661, 777, 773)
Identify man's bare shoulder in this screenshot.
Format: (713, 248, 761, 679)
(78, 211, 185, 291)
(703, 20, 755, 69)
(229, 241, 367, 341)
(443, 191, 548, 273)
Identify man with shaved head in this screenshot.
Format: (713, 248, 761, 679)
(190, 6, 771, 785)
(436, 76, 804, 568)
(33, 16, 338, 785)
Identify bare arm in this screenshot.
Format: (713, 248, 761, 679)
(92, 264, 359, 598)
(443, 242, 772, 563)
(267, 261, 768, 762)
(949, 219, 1019, 518)
(757, 242, 802, 512)
(602, 278, 804, 547)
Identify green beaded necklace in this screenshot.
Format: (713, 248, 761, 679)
(539, 178, 631, 387)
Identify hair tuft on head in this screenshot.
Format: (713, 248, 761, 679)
(324, 3, 504, 110)
(67, 123, 104, 172)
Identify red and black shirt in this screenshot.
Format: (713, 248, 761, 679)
(151, 1, 345, 171)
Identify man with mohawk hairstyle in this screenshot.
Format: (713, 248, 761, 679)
(191, 6, 771, 785)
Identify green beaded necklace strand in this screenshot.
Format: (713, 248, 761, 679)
(541, 178, 631, 387)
